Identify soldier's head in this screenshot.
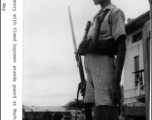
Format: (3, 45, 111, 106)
(93, 0, 111, 6)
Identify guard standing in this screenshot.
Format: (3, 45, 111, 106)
(77, 0, 126, 120)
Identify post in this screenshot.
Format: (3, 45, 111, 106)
(142, 19, 150, 120)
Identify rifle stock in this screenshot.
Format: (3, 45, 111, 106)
(82, 21, 91, 42)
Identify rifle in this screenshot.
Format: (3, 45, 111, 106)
(68, 6, 91, 120)
(68, 6, 91, 97)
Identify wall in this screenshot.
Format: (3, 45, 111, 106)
(123, 28, 145, 105)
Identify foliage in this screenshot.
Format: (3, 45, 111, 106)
(64, 99, 84, 110)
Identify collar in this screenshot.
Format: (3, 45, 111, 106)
(94, 4, 115, 19)
(97, 4, 115, 15)
(101, 4, 115, 11)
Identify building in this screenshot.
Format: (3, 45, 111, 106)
(123, 11, 150, 106)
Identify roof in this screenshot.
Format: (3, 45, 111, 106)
(23, 106, 66, 112)
(125, 11, 150, 34)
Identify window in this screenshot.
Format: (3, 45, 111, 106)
(134, 56, 139, 87)
(132, 31, 142, 43)
(134, 56, 144, 90)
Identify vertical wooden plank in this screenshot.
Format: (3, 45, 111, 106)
(142, 20, 150, 120)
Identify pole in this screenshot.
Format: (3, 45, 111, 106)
(142, 19, 150, 120)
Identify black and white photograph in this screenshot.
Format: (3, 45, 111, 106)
(1, 0, 151, 120)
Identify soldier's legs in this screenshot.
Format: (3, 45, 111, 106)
(84, 54, 96, 120)
(84, 54, 117, 120)
(94, 106, 119, 120)
(84, 103, 94, 120)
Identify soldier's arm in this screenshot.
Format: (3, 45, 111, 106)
(110, 35, 126, 105)
(111, 9, 126, 85)
(113, 35, 126, 85)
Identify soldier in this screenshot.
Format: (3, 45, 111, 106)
(77, 0, 126, 120)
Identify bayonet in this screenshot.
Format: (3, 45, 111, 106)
(68, 6, 77, 53)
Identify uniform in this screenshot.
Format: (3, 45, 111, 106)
(84, 4, 126, 107)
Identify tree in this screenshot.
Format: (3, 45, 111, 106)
(64, 99, 84, 110)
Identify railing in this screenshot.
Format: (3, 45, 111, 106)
(124, 69, 145, 99)
(124, 85, 145, 100)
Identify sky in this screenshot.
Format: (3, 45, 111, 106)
(23, 0, 150, 107)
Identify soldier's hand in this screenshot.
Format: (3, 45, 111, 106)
(74, 52, 79, 61)
(109, 80, 121, 105)
(79, 81, 86, 97)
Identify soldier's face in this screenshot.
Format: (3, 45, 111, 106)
(93, 0, 106, 5)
